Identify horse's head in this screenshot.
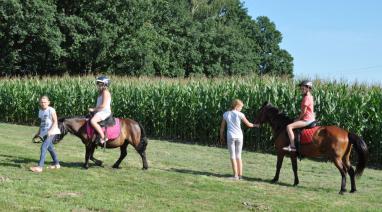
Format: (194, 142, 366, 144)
(254, 101, 294, 135)
(254, 101, 273, 125)
(54, 117, 87, 144)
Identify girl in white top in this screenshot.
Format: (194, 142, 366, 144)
(89, 76, 112, 145)
(219, 99, 259, 180)
(30, 96, 61, 173)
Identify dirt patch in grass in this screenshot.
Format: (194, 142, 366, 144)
(55, 192, 82, 198)
(243, 201, 271, 210)
(0, 176, 11, 183)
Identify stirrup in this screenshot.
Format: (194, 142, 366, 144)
(98, 137, 108, 150)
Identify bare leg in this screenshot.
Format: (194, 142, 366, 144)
(236, 159, 242, 177)
(230, 159, 238, 177)
(286, 121, 309, 148)
(91, 115, 106, 143)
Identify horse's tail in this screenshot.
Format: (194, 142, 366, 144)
(348, 132, 369, 177)
(137, 122, 148, 153)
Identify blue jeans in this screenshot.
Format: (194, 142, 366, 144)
(38, 135, 59, 167)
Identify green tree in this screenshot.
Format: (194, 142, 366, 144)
(0, 0, 64, 75)
(0, 0, 294, 77)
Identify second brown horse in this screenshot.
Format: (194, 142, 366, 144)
(56, 116, 148, 170)
(254, 102, 368, 194)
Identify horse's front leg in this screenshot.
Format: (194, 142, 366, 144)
(84, 145, 91, 169)
(272, 153, 284, 183)
(90, 143, 103, 166)
(291, 154, 299, 186)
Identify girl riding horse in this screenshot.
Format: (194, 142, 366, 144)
(254, 101, 368, 194)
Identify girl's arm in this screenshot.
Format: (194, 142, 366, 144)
(298, 106, 307, 120)
(219, 119, 226, 143)
(47, 110, 58, 136)
(242, 116, 259, 128)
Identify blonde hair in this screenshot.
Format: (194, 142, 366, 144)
(39, 95, 49, 101)
(230, 99, 243, 110)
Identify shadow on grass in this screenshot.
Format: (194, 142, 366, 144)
(167, 168, 341, 193)
(0, 153, 84, 169)
(168, 168, 293, 186)
(169, 168, 232, 178)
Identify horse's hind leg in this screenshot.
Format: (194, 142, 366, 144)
(138, 149, 148, 170)
(348, 166, 356, 193)
(112, 143, 128, 169)
(334, 158, 347, 194)
(343, 158, 356, 193)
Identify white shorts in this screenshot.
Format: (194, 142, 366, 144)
(94, 110, 111, 121)
(227, 137, 243, 160)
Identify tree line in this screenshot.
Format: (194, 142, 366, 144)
(0, 0, 293, 77)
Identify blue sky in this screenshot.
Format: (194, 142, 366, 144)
(242, 0, 382, 85)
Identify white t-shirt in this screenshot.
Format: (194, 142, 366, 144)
(96, 95, 111, 113)
(38, 107, 60, 137)
(223, 110, 245, 140)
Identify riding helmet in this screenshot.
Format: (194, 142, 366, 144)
(299, 80, 313, 89)
(96, 76, 110, 86)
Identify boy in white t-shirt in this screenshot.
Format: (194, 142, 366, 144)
(30, 96, 61, 173)
(219, 99, 259, 180)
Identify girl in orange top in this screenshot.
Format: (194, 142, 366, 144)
(283, 80, 315, 152)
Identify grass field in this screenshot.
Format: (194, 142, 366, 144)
(0, 123, 381, 211)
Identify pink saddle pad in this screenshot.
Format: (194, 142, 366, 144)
(86, 118, 121, 141)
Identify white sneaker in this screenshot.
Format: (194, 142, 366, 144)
(228, 176, 239, 180)
(30, 166, 43, 173)
(100, 137, 108, 145)
(48, 164, 61, 169)
(282, 145, 296, 152)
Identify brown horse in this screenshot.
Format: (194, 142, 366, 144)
(254, 102, 368, 194)
(56, 116, 148, 170)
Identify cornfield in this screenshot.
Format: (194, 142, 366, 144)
(0, 75, 381, 164)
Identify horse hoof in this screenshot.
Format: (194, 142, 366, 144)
(339, 189, 346, 195)
(142, 167, 148, 170)
(271, 179, 278, 183)
(112, 165, 121, 169)
(350, 189, 356, 193)
(95, 161, 103, 166)
(83, 165, 89, 170)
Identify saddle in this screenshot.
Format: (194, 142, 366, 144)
(98, 114, 116, 127)
(294, 121, 319, 160)
(86, 114, 121, 145)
